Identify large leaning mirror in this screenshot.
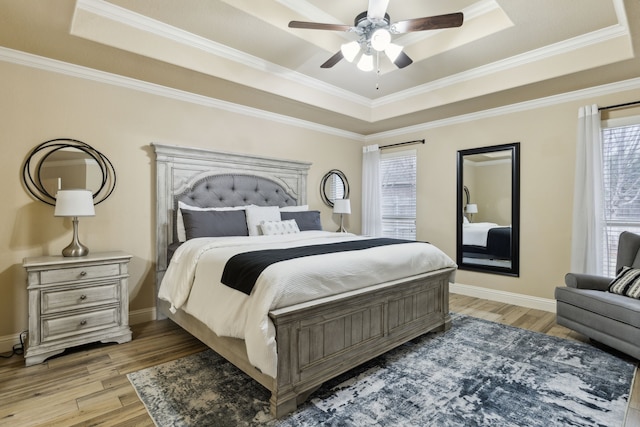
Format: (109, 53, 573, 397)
(456, 143, 520, 276)
(22, 138, 116, 206)
(320, 169, 350, 207)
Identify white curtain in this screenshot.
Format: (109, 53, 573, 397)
(362, 144, 382, 236)
(571, 104, 604, 274)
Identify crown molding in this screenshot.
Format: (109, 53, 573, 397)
(2, 45, 638, 144)
(0, 47, 364, 142)
(366, 76, 640, 141)
(373, 22, 631, 109)
(74, 0, 371, 109)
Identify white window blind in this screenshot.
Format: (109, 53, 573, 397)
(380, 150, 416, 239)
(601, 117, 640, 276)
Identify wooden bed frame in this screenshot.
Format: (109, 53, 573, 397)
(152, 143, 455, 418)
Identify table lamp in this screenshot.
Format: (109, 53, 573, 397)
(55, 189, 95, 257)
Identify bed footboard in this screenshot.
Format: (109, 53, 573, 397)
(268, 267, 454, 418)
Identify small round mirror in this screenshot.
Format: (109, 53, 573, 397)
(22, 138, 116, 206)
(320, 169, 349, 207)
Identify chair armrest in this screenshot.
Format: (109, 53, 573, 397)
(564, 273, 611, 291)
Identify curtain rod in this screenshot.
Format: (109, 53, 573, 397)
(379, 139, 425, 150)
(598, 100, 640, 111)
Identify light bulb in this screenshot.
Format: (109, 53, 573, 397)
(384, 43, 403, 62)
(357, 53, 374, 71)
(370, 28, 391, 52)
(340, 41, 360, 63)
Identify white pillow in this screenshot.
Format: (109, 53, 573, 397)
(245, 205, 281, 236)
(176, 201, 251, 242)
(260, 219, 300, 235)
(280, 205, 309, 212)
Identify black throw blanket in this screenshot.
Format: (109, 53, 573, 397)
(221, 238, 419, 295)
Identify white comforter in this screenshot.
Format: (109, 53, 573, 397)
(463, 222, 503, 247)
(159, 231, 456, 378)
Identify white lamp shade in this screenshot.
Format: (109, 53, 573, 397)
(384, 43, 403, 62)
(333, 198, 351, 214)
(370, 28, 391, 52)
(465, 203, 478, 214)
(55, 190, 96, 217)
(357, 53, 374, 71)
(341, 41, 360, 62)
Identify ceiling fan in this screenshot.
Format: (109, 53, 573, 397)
(289, 0, 463, 71)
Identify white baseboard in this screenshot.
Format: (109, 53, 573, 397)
(0, 308, 158, 354)
(451, 282, 557, 313)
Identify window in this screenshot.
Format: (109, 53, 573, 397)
(601, 117, 640, 276)
(380, 150, 417, 239)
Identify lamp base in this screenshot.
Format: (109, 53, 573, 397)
(62, 217, 89, 257)
(62, 241, 89, 257)
(336, 214, 348, 233)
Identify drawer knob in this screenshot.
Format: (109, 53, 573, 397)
(79, 294, 87, 301)
(79, 271, 87, 277)
(80, 320, 87, 326)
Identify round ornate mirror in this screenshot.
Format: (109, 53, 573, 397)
(22, 138, 116, 206)
(320, 169, 349, 207)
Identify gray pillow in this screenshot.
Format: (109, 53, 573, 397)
(181, 209, 248, 239)
(280, 210, 322, 231)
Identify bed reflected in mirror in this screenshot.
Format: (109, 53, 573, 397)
(456, 143, 520, 276)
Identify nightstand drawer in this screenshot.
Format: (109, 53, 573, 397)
(40, 264, 120, 284)
(42, 307, 120, 342)
(41, 283, 119, 315)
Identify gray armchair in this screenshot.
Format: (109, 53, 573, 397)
(555, 231, 640, 360)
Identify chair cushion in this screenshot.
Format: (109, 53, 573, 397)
(609, 266, 640, 299)
(555, 286, 640, 328)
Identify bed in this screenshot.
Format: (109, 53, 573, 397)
(152, 143, 457, 418)
(462, 222, 511, 260)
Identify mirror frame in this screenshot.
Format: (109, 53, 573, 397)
(456, 142, 520, 276)
(22, 138, 116, 206)
(320, 169, 350, 208)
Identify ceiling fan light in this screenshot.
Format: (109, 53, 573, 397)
(370, 28, 391, 51)
(357, 53, 374, 71)
(384, 43, 403, 62)
(340, 41, 360, 63)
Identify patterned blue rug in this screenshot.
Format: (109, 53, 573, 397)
(128, 315, 636, 426)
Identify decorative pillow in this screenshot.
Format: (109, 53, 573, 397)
(245, 205, 281, 236)
(260, 219, 300, 236)
(608, 266, 640, 299)
(181, 209, 248, 240)
(176, 201, 250, 242)
(280, 210, 322, 231)
(280, 205, 309, 212)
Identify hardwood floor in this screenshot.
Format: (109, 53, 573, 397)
(0, 295, 637, 426)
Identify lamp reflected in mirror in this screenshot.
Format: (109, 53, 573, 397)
(334, 198, 351, 233)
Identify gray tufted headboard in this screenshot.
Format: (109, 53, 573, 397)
(152, 143, 311, 307)
(173, 173, 298, 242)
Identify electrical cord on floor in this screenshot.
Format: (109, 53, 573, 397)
(0, 331, 26, 359)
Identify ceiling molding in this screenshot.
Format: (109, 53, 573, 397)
(0, 47, 364, 142)
(3, 45, 639, 147)
(366, 77, 640, 142)
(373, 22, 631, 109)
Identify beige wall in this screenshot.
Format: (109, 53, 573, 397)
(3, 56, 640, 348)
(391, 89, 640, 301)
(0, 60, 362, 341)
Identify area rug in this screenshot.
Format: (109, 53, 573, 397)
(128, 314, 636, 426)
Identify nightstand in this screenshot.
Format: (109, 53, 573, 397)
(23, 251, 132, 366)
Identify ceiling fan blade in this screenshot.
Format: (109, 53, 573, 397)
(393, 51, 413, 69)
(392, 12, 463, 33)
(321, 51, 344, 68)
(288, 21, 352, 31)
(367, 0, 390, 21)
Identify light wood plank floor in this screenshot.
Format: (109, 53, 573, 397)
(0, 295, 637, 426)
